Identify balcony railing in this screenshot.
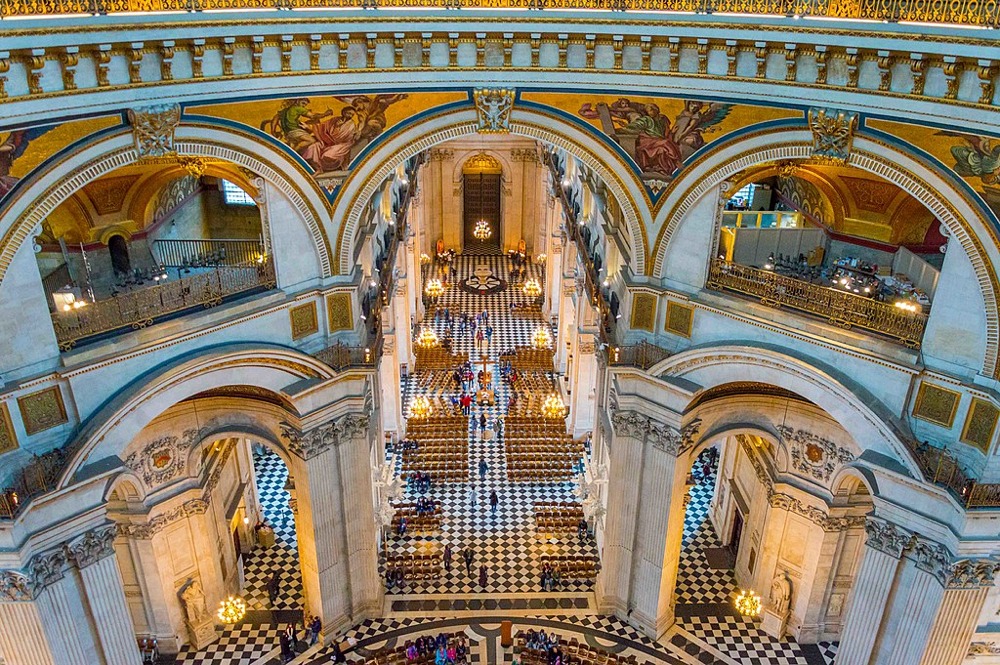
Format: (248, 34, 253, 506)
(52, 258, 277, 350)
(313, 331, 383, 370)
(1, 444, 80, 520)
(902, 438, 1000, 509)
(153, 239, 266, 269)
(609, 341, 672, 370)
(0, 0, 997, 26)
(706, 259, 927, 348)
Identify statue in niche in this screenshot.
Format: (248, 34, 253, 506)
(769, 573, 791, 616)
(181, 579, 209, 625)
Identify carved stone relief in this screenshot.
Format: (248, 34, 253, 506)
(778, 426, 854, 482)
(127, 103, 182, 158)
(124, 428, 202, 487)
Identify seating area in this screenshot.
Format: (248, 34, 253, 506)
(357, 633, 469, 665)
(392, 500, 443, 534)
(515, 633, 636, 665)
(510, 303, 543, 319)
(385, 553, 442, 580)
(538, 555, 600, 579)
(403, 416, 470, 484)
(415, 347, 467, 371)
(506, 346, 555, 371)
(533, 502, 584, 536)
(505, 418, 582, 482)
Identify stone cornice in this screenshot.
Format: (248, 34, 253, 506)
(117, 498, 209, 540)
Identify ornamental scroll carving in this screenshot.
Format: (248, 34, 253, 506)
(473, 88, 514, 134)
(807, 107, 858, 164)
(280, 413, 371, 460)
(26, 549, 68, 589)
(117, 499, 210, 540)
(778, 426, 854, 482)
(947, 558, 1000, 589)
(67, 524, 117, 569)
(124, 428, 202, 487)
(128, 103, 182, 158)
(610, 410, 701, 456)
(0, 571, 35, 601)
(909, 538, 951, 583)
(863, 517, 912, 558)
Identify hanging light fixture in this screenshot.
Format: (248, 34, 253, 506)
(541, 393, 567, 419)
(217, 595, 247, 624)
(473, 219, 492, 241)
(532, 326, 552, 349)
(410, 396, 433, 419)
(523, 278, 542, 298)
(425, 278, 445, 298)
(733, 589, 762, 618)
(416, 327, 439, 349)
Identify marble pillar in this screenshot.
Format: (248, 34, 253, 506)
(33, 556, 99, 665)
(68, 526, 143, 665)
(379, 332, 402, 437)
(919, 559, 1000, 665)
(570, 335, 596, 437)
(0, 597, 55, 665)
(836, 517, 909, 665)
(544, 234, 563, 320)
(338, 415, 382, 619)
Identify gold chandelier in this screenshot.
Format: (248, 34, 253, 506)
(733, 589, 762, 618)
(541, 393, 567, 419)
(532, 326, 552, 349)
(217, 595, 246, 624)
(411, 396, 433, 419)
(473, 219, 492, 241)
(523, 278, 542, 298)
(425, 278, 445, 298)
(416, 327, 439, 349)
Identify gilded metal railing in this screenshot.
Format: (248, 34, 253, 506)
(706, 259, 928, 348)
(153, 239, 266, 269)
(52, 258, 276, 350)
(0, 0, 997, 26)
(609, 341, 672, 370)
(901, 438, 1000, 509)
(313, 331, 383, 370)
(0, 444, 80, 520)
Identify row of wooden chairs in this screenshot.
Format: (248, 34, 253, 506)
(391, 514, 442, 533)
(515, 637, 636, 665)
(539, 555, 600, 579)
(395, 501, 441, 514)
(385, 553, 441, 579)
(507, 468, 576, 482)
(403, 468, 468, 483)
(510, 304, 543, 320)
(414, 347, 466, 371)
(359, 633, 468, 665)
(402, 454, 468, 470)
(510, 346, 555, 371)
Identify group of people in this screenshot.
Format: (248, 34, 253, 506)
(407, 471, 433, 494)
(523, 629, 563, 665)
(278, 617, 322, 663)
(540, 562, 562, 591)
(413, 497, 437, 515)
(507, 248, 530, 284)
(404, 633, 468, 665)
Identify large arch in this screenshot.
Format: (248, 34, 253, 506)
(647, 344, 924, 481)
(330, 105, 652, 276)
(648, 126, 1000, 376)
(58, 342, 338, 490)
(0, 123, 334, 285)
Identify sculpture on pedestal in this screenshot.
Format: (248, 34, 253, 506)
(761, 572, 792, 638)
(179, 579, 218, 650)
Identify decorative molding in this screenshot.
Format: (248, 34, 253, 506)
(26, 549, 69, 590)
(473, 88, 514, 134)
(117, 498, 210, 540)
(17, 386, 68, 436)
(863, 516, 912, 558)
(123, 428, 201, 487)
(0, 571, 35, 601)
(289, 301, 319, 340)
(913, 381, 962, 428)
(961, 397, 1000, 454)
(0, 402, 17, 455)
(807, 107, 858, 164)
(327, 292, 354, 333)
(777, 426, 854, 483)
(66, 524, 117, 569)
(127, 103, 181, 158)
(280, 412, 368, 460)
(946, 558, 1000, 589)
(909, 537, 951, 584)
(970, 642, 1000, 657)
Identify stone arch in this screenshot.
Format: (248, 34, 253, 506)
(0, 124, 333, 286)
(58, 343, 335, 490)
(648, 127, 1000, 376)
(331, 106, 651, 276)
(647, 344, 922, 480)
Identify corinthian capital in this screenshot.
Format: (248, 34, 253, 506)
(338, 413, 371, 441)
(864, 517, 912, 558)
(280, 419, 339, 460)
(946, 558, 1000, 589)
(67, 524, 117, 569)
(611, 410, 651, 440)
(0, 570, 35, 601)
(909, 538, 951, 584)
(27, 548, 69, 590)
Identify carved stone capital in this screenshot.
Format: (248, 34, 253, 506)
(26, 548, 69, 590)
(610, 410, 651, 440)
(649, 422, 681, 455)
(339, 413, 371, 441)
(946, 558, 1000, 589)
(864, 517, 912, 558)
(67, 524, 117, 569)
(909, 538, 951, 584)
(0, 570, 35, 601)
(280, 419, 335, 460)
(127, 103, 181, 158)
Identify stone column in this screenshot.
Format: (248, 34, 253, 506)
(570, 335, 596, 437)
(836, 517, 909, 665)
(919, 559, 1000, 665)
(0, 571, 57, 665)
(544, 233, 563, 319)
(379, 333, 402, 437)
(338, 414, 381, 619)
(67, 525, 143, 665)
(30, 548, 99, 665)
(873, 537, 948, 665)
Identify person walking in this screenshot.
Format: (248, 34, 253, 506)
(478, 458, 488, 481)
(478, 564, 488, 589)
(490, 489, 499, 516)
(479, 413, 487, 435)
(279, 631, 292, 663)
(444, 544, 453, 572)
(268, 571, 281, 607)
(463, 547, 474, 575)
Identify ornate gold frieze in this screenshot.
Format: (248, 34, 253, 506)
(17, 387, 68, 436)
(290, 301, 319, 340)
(961, 397, 1000, 453)
(629, 292, 657, 332)
(473, 88, 514, 134)
(808, 107, 858, 165)
(326, 292, 354, 332)
(664, 300, 694, 338)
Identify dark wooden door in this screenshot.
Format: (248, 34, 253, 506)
(463, 173, 501, 254)
(729, 509, 744, 556)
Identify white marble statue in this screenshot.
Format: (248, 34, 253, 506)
(181, 580, 209, 625)
(769, 573, 791, 616)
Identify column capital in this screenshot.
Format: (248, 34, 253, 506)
(0, 569, 36, 601)
(280, 412, 372, 460)
(908, 537, 951, 584)
(945, 558, 1000, 589)
(67, 524, 117, 569)
(610, 409, 701, 456)
(864, 516, 912, 558)
(26, 547, 69, 591)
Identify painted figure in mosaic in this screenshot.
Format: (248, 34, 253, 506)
(939, 131, 1000, 184)
(0, 127, 54, 199)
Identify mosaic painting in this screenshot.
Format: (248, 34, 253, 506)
(866, 118, 1000, 219)
(521, 92, 800, 186)
(0, 115, 121, 203)
(186, 92, 467, 188)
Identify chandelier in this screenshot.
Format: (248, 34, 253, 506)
(473, 219, 492, 241)
(425, 278, 445, 298)
(532, 326, 552, 349)
(411, 396, 433, 419)
(416, 327, 439, 349)
(217, 595, 246, 624)
(420, 253, 431, 265)
(541, 393, 567, 419)
(523, 278, 542, 298)
(733, 589, 762, 618)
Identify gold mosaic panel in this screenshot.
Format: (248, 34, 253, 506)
(630, 292, 658, 332)
(665, 301, 694, 338)
(0, 403, 17, 455)
(961, 398, 1000, 454)
(17, 387, 68, 436)
(290, 301, 319, 340)
(327, 293, 354, 333)
(912, 382, 961, 428)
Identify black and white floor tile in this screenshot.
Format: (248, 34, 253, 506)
(385, 255, 599, 596)
(173, 623, 291, 664)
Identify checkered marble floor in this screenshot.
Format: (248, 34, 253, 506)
(385, 254, 599, 595)
(173, 622, 293, 664)
(243, 447, 305, 611)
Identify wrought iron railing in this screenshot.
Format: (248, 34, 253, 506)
(52, 258, 277, 350)
(153, 239, 266, 269)
(609, 341, 672, 370)
(313, 330, 383, 370)
(0, 444, 81, 520)
(901, 438, 1000, 509)
(706, 259, 928, 348)
(0, 0, 996, 26)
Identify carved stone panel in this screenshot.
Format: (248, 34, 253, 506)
(127, 103, 181, 158)
(124, 429, 201, 488)
(17, 386, 68, 436)
(0, 402, 16, 455)
(473, 88, 514, 134)
(290, 301, 319, 340)
(327, 293, 354, 333)
(778, 426, 854, 482)
(807, 107, 858, 164)
(629, 292, 657, 332)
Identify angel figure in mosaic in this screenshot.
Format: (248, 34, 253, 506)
(939, 131, 1000, 184)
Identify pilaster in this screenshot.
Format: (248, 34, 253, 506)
(919, 559, 1000, 665)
